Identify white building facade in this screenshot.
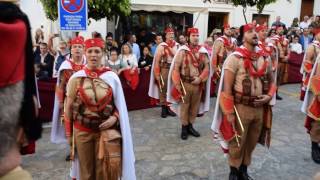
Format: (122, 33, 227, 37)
(20, 0, 320, 43)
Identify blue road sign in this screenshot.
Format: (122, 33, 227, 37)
(58, 0, 87, 31)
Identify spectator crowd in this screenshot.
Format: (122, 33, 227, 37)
(33, 15, 320, 81)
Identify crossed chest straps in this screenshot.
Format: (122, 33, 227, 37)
(77, 77, 114, 118)
(160, 45, 175, 68)
(241, 55, 270, 96)
(180, 47, 206, 83)
(61, 62, 84, 92)
(313, 45, 320, 62)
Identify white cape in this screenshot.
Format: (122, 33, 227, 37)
(50, 59, 86, 180)
(263, 42, 279, 106)
(301, 54, 320, 114)
(69, 69, 136, 180)
(166, 45, 212, 115)
(300, 41, 320, 92)
(148, 41, 179, 100)
(50, 60, 74, 144)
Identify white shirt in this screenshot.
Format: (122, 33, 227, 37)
(52, 53, 70, 78)
(119, 54, 138, 68)
(299, 21, 310, 29)
(290, 42, 302, 54)
(40, 53, 48, 64)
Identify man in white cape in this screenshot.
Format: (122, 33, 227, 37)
(299, 29, 320, 101)
(211, 24, 277, 180)
(167, 27, 211, 140)
(148, 27, 179, 118)
(50, 36, 86, 180)
(301, 27, 320, 164)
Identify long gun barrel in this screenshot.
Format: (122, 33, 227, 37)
(180, 79, 187, 103)
(159, 74, 165, 93)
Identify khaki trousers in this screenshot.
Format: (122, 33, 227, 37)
(75, 128, 103, 180)
(277, 62, 287, 85)
(180, 82, 202, 126)
(310, 121, 320, 143)
(228, 104, 264, 168)
(159, 67, 169, 105)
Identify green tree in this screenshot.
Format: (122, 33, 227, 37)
(204, 0, 290, 23)
(39, 0, 131, 21)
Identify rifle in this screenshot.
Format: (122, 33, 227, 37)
(70, 125, 75, 161)
(233, 105, 245, 147)
(216, 65, 221, 79)
(159, 74, 165, 92)
(180, 79, 187, 103)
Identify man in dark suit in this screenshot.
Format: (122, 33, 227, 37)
(299, 28, 313, 51)
(34, 42, 54, 80)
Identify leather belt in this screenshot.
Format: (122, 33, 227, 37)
(234, 92, 258, 107)
(75, 115, 107, 130)
(180, 75, 194, 83)
(160, 61, 171, 69)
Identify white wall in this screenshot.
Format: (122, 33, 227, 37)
(314, 0, 320, 16)
(20, 0, 51, 42)
(193, 11, 209, 43)
(263, 0, 301, 27)
(78, 18, 107, 39)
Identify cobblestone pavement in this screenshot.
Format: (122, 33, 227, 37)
(22, 84, 319, 180)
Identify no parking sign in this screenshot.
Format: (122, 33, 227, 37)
(58, 0, 88, 31)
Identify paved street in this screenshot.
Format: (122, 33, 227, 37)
(22, 84, 319, 180)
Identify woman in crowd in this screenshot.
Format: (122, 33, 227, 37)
(105, 47, 127, 74)
(291, 17, 300, 28)
(119, 43, 139, 90)
(119, 43, 138, 70)
(138, 46, 153, 71)
(204, 36, 214, 58)
(290, 35, 303, 54)
(64, 38, 136, 180)
(33, 28, 45, 55)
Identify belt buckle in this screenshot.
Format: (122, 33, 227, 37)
(250, 97, 257, 107)
(242, 96, 250, 105)
(235, 94, 241, 103)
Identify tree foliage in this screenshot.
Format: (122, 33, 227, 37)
(231, 0, 278, 13)
(39, 0, 131, 21)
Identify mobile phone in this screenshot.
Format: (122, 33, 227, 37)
(54, 34, 60, 37)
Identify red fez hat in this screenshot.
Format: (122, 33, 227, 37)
(187, 27, 199, 35)
(223, 24, 230, 29)
(256, 24, 267, 32)
(313, 28, 320, 36)
(165, 27, 174, 34)
(70, 36, 84, 45)
(243, 23, 255, 33)
(84, 38, 105, 49)
(0, 20, 26, 87)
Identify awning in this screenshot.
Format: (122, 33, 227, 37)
(131, 3, 208, 14)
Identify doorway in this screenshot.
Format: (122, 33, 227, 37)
(208, 12, 229, 36)
(252, 14, 270, 26)
(300, 0, 314, 20)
